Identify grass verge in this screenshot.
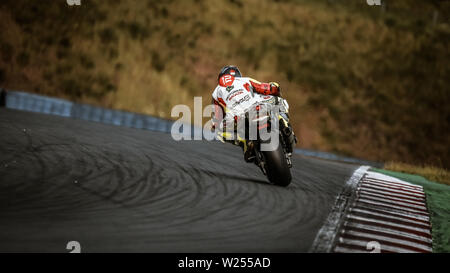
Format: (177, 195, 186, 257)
(384, 162, 450, 186)
(370, 168, 450, 253)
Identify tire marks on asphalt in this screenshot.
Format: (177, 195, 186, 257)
(0, 108, 358, 252)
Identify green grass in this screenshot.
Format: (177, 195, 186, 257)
(371, 168, 450, 253)
(385, 162, 450, 185)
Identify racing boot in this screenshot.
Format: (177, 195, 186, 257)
(240, 140, 255, 163)
(282, 124, 297, 154)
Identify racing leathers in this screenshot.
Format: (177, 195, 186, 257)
(211, 75, 297, 162)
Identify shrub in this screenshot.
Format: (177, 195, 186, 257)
(79, 54, 95, 70)
(0, 68, 5, 83)
(151, 51, 165, 72)
(1, 42, 14, 62)
(16, 51, 30, 67)
(98, 28, 118, 44)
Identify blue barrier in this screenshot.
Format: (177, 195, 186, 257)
(294, 148, 382, 168)
(6, 90, 73, 117)
(0, 88, 381, 167)
(3, 89, 176, 134)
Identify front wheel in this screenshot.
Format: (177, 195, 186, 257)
(261, 143, 292, 187)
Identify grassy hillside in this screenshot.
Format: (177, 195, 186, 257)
(0, 0, 449, 168)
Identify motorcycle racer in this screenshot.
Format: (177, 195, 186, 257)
(211, 65, 297, 162)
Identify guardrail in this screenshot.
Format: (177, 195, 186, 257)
(0, 88, 382, 167)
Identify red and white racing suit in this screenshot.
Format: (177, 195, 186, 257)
(211, 75, 281, 132)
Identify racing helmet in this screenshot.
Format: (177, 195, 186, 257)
(218, 65, 242, 83)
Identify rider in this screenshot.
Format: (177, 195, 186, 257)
(211, 65, 297, 162)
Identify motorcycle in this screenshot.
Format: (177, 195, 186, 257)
(219, 97, 294, 187)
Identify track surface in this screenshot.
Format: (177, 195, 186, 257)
(0, 108, 358, 252)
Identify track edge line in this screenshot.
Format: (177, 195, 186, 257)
(308, 165, 370, 253)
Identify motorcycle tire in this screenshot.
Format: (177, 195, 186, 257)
(262, 143, 292, 187)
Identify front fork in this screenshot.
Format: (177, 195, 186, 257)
(278, 114, 294, 168)
(253, 142, 267, 176)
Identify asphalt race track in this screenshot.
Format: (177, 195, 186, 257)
(0, 108, 359, 252)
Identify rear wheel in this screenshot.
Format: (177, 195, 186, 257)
(262, 143, 292, 187)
